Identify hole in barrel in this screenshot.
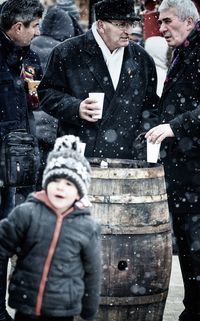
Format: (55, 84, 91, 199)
(118, 260, 128, 271)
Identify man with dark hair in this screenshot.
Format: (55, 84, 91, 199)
(0, 0, 43, 31)
(38, 0, 159, 161)
(0, 0, 44, 320)
(0, 0, 44, 216)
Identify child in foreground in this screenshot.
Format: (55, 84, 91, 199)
(0, 135, 102, 321)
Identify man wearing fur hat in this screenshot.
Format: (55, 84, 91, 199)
(0, 135, 102, 321)
(38, 0, 159, 160)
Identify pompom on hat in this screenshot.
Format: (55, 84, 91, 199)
(42, 135, 91, 198)
(94, 0, 140, 22)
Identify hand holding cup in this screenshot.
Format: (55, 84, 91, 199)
(147, 140, 161, 163)
(88, 92, 105, 119)
(28, 80, 40, 95)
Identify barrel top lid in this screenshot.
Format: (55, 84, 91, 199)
(88, 158, 165, 179)
(88, 158, 162, 169)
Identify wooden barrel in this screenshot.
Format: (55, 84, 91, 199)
(88, 159, 172, 321)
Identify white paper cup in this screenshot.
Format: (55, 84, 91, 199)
(89, 92, 105, 119)
(79, 142, 86, 156)
(147, 141, 161, 163)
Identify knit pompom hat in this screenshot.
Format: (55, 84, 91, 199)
(42, 135, 91, 198)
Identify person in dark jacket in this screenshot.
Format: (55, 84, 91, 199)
(31, 5, 83, 72)
(0, 135, 102, 321)
(0, 1, 44, 320)
(0, 0, 44, 216)
(31, 4, 84, 191)
(31, 4, 82, 190)
(38, 0, 159, 160)
(57, 0, 80, 21)
(145, 0, 200, 320)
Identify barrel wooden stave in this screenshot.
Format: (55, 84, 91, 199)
(96, 300, 166, 321)
(90, 175, 166, 196)
(90, 201, 169, 227)
(87, 161, 172, 321)
(101, 232, 172, 296)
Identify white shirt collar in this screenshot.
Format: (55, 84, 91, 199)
(91, 22, 124, 89)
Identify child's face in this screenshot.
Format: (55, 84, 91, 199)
(47, 178, 80, 213)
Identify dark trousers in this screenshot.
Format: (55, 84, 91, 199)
(15, 311, 74, 321)
(172, 212, 200, 314)
(0, 187, 15, 317)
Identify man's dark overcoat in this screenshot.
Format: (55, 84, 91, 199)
(0, 30, 42, 139)
(159, 22, 200, 214)
(38, 30, 159, 159)
(158, 22, 200, 315)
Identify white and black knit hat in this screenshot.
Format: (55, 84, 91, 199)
(42, 135, 91, 198)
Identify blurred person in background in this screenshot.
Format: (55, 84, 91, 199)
(129, 23, 144, 46)
(31, 2, 83, 190)
(56, 0, 84, 34)
(143, 0, 169, 97)
(57, 0, 80, 21)
(145, 35, 169, 96)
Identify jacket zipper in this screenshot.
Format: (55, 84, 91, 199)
(35, 207, 74, 316)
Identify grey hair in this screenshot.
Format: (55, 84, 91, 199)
(158, 0, 199, 22)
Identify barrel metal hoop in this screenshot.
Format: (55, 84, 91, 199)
(100, 291, 168, 305)
(91, 167, 165, 179)
(89, 193, 168, 204)
(101, 222, 171, 235)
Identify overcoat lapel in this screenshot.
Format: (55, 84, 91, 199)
(162, 51, 191, 95)
(104, 46, 138, 118)
(83, 31, 115, 101)
(115, 47, 137, 93)
(83, 31, 138, 121)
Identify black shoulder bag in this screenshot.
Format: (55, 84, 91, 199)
(0, 53, 39, 187)
(0, 129, 39, 187)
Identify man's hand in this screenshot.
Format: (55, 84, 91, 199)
(26, 92, 39, 111)
(0, 310, 14, 321)
(79, 98, 102, 122)
(145, 124, 175, 144)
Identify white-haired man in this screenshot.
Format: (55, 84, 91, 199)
(145, 1, 200, 320)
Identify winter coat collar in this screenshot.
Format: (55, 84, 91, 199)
(33, 190, 91, 217)
(0, 29, 30, 73)
(183, 20, 200, 48)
